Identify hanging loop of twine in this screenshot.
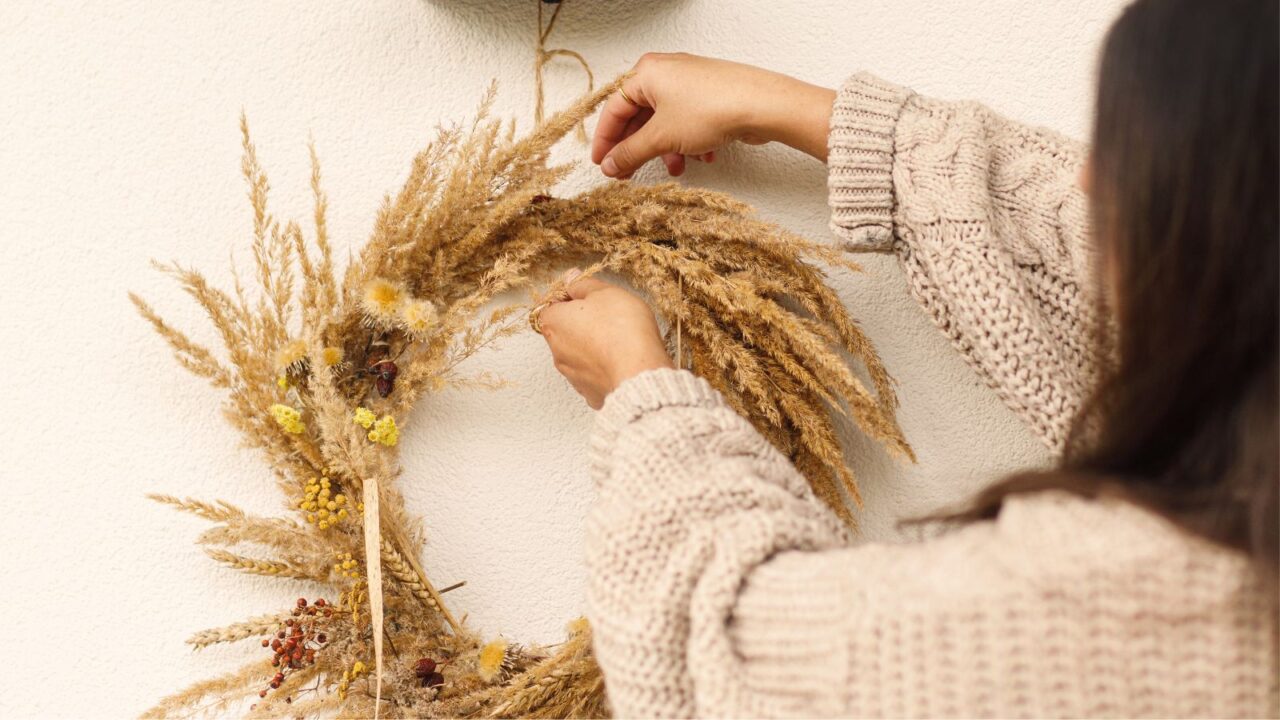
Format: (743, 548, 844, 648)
(535, 0, 594, 141)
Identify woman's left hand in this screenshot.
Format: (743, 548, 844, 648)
(537, 272, 674, 409)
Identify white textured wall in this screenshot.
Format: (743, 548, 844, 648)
(0, 1, 1127, 716)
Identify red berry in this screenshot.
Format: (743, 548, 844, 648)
(259, 690, 267, 698)
(297, 598, 307, 608)
(316, 633, 327, 643)
(284, 619, 294, 627)
(414, 658, 437, 678)
(424, 671, 444, 688)
(315, 598, 326, 607)
(277, 631, 285, 639)
(261, 639, 270, 647)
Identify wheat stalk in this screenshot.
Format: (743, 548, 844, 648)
(186, 612, 293, 649)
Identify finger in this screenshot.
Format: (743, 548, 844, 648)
(591, 82, 649, 165)
(536, 299, 572, 336)
(602, 121, 667, 178)
(566, 276, 613, 300)
(600, 111, 651, 180)
(661, 153, 686, 176)
(594, 102, 650, 167)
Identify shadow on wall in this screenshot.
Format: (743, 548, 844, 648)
(424, 0, 690, 30)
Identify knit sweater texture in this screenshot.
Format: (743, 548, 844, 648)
(584, 73, 1279, 718)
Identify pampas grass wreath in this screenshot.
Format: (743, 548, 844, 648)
(134, 77, 912, 719)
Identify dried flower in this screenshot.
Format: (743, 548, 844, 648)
(337, 658, 368, 700)
(298, 475, 348, 530)
(268, 404, 305, 434)
(332, 552, 359, 580)
(321, 346, 344, 367)
(361, 279, 404, 327)
(352, 407, 376, 429)
(367, 414, 398, 446)
(478, 638, 510, 683)
(274, 339, 308, 373)
(398, 298, 439, 338)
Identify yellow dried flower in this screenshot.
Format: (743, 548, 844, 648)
(398, 298, 438, 338)
(337, 658, 368, 701)
(367, 415, 399, 446)
(321, 346, 344, 366)
(297, 476, 351, 531)
(274, 338, 308, 373)
(478, 638, 510, 683)
(268, 404, 305, 434)
(332, 551, 359, 579)
(361, 278, 404, 327)
(353, 407, 376, 429)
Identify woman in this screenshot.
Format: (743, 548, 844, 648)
(536, 0, 1278, 716)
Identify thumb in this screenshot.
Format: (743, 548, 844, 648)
(565, 275, 612, 300)
(601, 121, 667, 178)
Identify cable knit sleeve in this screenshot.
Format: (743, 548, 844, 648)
(584, 371, 1277, 719)
(828, 72, 1100, 452)
(585, 368, 851, 718)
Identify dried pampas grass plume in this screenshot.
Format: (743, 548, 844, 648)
(135, 74, 910, 719)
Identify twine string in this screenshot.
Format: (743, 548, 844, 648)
(535, 0, 594, 141)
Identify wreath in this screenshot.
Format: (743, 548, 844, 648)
(135, 79, 912, 719)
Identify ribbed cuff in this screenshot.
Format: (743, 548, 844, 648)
(827, 72, 914, 252)
(589, 368, 724, 486)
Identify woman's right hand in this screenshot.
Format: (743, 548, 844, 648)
(592, 53, 837, 179)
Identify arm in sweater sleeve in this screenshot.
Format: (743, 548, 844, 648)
(585, 368, 852, 718)
(827, 73, 1100, 453)
(585, 370, 1277, 719)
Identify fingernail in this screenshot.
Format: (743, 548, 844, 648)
(563, 267, 582, 284)
(601, 156, 619, 177)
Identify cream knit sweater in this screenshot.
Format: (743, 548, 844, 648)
(584, 73, 1279, 718)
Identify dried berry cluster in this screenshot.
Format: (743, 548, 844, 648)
(258, 598, 332, 698)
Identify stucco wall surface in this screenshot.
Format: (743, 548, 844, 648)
(0, 1, 1127, 716)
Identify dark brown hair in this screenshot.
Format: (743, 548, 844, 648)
(947, 0, 1278, 580)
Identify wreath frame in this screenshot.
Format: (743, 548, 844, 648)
(135, 79, 911, 719)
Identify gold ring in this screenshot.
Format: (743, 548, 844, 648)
(618, 86, 638, 106)
(529, 302, 551, 335)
